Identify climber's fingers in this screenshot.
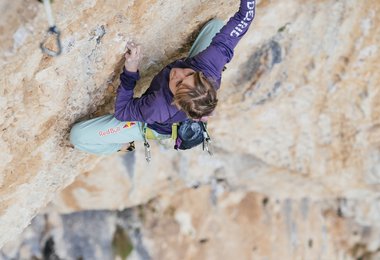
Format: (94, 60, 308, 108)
(125, 42, 141, 60)
(125, 41, 135, 50)
(125, 49, 141, 63)
(130, 45, 140, 58)
(136, 45, 141, 56)
(126, 41, 138, 54)
(124, 42, 141, 72)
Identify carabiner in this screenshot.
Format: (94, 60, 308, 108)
(40, 26, 62, 57)
(202, 128, 213, 156)
(144, 142, 151, 163)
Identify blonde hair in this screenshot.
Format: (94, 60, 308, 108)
(173, 72, 218, 119)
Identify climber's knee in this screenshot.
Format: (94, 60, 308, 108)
(69, 123, 86, 146)
(206, 18, 224, 28)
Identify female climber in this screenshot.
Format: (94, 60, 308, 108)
(70, 0, 256, 156)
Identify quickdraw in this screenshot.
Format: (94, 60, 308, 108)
(201, 123, 213, 156)
(140, 123, 152, 163)
(39, 0, 62, 56)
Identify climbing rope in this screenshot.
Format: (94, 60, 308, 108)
(39, 0, 62, 56)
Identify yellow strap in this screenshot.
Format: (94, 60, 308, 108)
(144, 123, 178, 140)
(171, 123, 178, 140)
(145, 128, 156, 140)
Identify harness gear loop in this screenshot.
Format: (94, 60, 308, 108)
(39, 0, 62, 56)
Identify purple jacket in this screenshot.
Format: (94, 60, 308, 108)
(115, 0, 256, 134)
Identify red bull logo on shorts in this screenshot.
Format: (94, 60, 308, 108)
(123, 122, 136, 128)
(99, 127, 121, 137)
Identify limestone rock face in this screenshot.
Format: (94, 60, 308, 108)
(0, 0, 236, 247)
(3, 190, 380, 259)
(1, 0, 380, 255)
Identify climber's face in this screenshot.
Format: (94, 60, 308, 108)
(169, 68, 217, 119)
(168, 68, 196, 95)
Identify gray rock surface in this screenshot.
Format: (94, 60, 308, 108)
(1, 0, 380, 258)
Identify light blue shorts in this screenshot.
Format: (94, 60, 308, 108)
(70, 19, 224, 155)
(71, 115, 140, 155)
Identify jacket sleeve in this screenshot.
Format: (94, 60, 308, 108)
(189, 0, 256, 82)
(114, 68, 159, 123)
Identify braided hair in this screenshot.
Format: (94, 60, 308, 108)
(172, 71, 218, 119)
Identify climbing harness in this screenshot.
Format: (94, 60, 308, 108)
(139, 120, 212, 163)
(39, 0, 62, 56)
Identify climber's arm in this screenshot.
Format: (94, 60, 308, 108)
(124, 42, 141, 73)
(114, 69, 162, 123)
(188, 0, 256, 83)
(114, 42, 159, 123)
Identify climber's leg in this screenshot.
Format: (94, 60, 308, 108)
(70, 114, 144, 155)
(188, 18, 224, 58)
(71, 142, 122, 155)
